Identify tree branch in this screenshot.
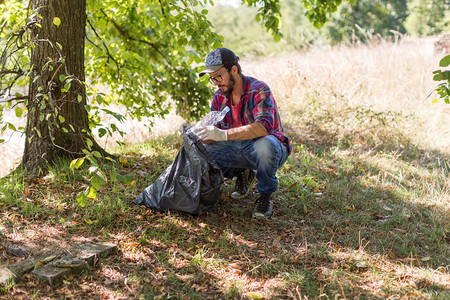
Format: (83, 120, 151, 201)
(86, 18, 120, 75)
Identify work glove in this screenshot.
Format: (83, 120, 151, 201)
(197, 125, 228, 142)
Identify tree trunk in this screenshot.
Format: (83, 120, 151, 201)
(22, 0, 106, 176)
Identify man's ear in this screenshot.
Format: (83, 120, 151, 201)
(231, 65, 238, 75)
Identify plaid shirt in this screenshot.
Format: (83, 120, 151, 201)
(211, 75, 291, 155)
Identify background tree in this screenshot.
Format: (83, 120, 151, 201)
(325, 0, 408, 44)
(404, 0, 450, 36)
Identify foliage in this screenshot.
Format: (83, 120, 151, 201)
(325, 0, 408, 44)
(430, 55, 450, 104)
(404, 0, 450, 36)
(301, 0, 357, 28)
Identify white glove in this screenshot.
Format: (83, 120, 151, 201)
(197, 125, 228, 141)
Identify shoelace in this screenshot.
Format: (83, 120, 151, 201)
(236, 171, 248, 193)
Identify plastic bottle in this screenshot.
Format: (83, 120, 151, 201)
(187, 106, 230, 137)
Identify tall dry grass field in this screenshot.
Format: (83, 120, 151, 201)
(244, 37, 448, 152)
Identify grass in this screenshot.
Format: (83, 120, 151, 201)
(0, 37, 449, 299)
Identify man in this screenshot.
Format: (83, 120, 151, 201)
(197, 48, 291, 218)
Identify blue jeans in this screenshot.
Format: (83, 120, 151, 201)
(203, 135, 289, 194)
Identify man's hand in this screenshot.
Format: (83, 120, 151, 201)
(198, 125, 228, 142)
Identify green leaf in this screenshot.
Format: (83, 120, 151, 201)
(70, 157, 85, 169)
(53, 17, 61, 27)
(76, 191, 87, 207)
(439, 55, 450, 67)
(91, 172, 106, 190)
(433, 72, 444, 81)
(115, 173, 134, 185)
(86, 138, 93, 150)
(86, 186, 97, 199)
(0, 139, 5, 143)
(58, 115, 65, 123)
(64, 82, 71, 91)
(15, 107, 23, 118)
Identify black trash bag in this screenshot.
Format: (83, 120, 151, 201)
(134, 131, 223, 215)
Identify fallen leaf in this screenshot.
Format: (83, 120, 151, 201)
(84, 217, 93, 225)
(355, 261, 369, 269)
(382, 205, 393, 211)
(324, 226, 333, 233)
(421, 256, 431, 262)
(245, 291, 263, 299)
(42, 255, 57, 263)
(119, 157, 129, 166)
(24, 190, 31, 196)
(344, 205, 354, 211)
(288, 182, 297, 189)
(229, 263, 242, 270)
(123, 242, 140, 248)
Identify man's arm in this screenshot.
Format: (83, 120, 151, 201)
(198, 122, 268, 142)
(226, 122, 268, 140)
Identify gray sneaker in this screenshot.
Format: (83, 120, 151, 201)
(231, 169, 256, 200)
(252, 193, 273, 218)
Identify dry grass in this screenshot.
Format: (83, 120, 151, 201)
(244, 36, 449, 152)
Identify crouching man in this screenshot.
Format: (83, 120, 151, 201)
(197, 48, 291, 218)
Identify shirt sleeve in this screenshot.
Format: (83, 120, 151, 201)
(252, 86, 275, 134)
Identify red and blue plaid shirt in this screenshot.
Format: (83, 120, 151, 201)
(211, 75, 291, 155)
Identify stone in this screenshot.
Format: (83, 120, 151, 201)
(0, 266, 16, 285)
(4, 245, 28, 258)
(74, 243, 117, 266)
(7, 257, 41, 278)
(48, 256, 89, 275)
(2, 242, 117, 287)
(32, 265, 71, 286)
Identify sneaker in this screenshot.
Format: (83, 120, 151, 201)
(252, 193, 273, 218)
(231, 169, 256, 200)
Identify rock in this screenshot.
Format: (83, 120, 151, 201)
(73, 242, 117, 266)
(3, 242, 117, 287)
(7, 257, 41, 278)
(4, 245, 28, 258)
(0, 266, 16, 285)
(48, 256, 89, 275)
(31, 265, 71, 286)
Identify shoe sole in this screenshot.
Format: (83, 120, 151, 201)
(252, 212, 271, 218)
(230, 172, 257, 200)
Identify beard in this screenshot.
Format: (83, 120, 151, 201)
(220, 73, 235, 97)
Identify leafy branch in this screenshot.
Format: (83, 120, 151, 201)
(430, 55, 450, 104)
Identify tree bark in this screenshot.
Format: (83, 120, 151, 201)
(22, 0, 106, 176)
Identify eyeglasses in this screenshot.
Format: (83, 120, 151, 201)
(208, 69, 228, 84)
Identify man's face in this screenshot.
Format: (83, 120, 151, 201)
(209, 67, 235, 97)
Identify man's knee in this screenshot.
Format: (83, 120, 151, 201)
(254, 136, 277, 164)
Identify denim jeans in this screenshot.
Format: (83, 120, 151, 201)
(203, 135, 289, 194)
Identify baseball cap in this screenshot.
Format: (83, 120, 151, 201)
(199, 48, 239, 77)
